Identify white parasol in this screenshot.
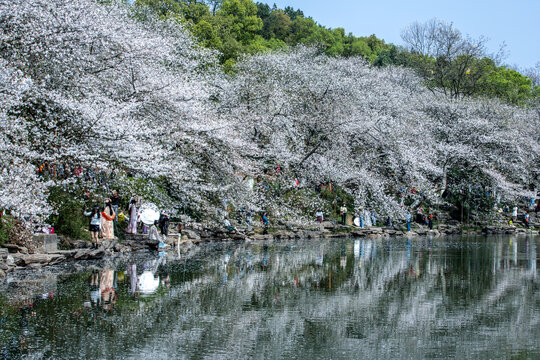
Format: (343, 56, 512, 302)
(138, 203, 160, 225)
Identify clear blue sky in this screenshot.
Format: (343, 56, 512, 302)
(263, 0, 540, 69)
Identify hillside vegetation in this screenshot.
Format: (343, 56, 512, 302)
(135, 0, 540, 106)
(0, 0, 538, 234)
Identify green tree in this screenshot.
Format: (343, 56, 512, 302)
(401, 19, 492, 99)
(478, 65, 534, 105)
(349, 39, 373, 59)
(263, 10, 292, 41)
(288, 15, 318, 45)
(179, 1, 211, 24)
(283, 6, 303, 21)
(204, 0, 223, 15)
(218, 0, 262, 44)
(255, 2, 271, 22)
(373, 45, 407, 67)
(193, 19, 223, 48)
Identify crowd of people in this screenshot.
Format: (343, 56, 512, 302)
(314, 203, 434, 231)
(83, 190, 172, 248)
(76, 181, 537, 248)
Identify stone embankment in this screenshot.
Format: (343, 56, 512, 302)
(1, 222, 538, 276)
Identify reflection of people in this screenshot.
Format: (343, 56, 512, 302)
(128, 264, 137, 295)
(261, 244, 269, 267)
(89, 270, 101, 307)
(100, 270, 116, 311)
(315, 252, 323, 266)
(161, 275, 170, 289)
(137, 271, 160, 294)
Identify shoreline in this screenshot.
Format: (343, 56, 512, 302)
(1, 222, 539, 278)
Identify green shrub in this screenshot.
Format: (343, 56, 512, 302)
(0, 215, 14, 246)
(51, 202, 90, 241)
(47, 186, 90, 241)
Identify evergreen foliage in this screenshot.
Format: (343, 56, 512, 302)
(134, 0, 538, 105)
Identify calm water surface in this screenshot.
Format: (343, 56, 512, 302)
(1, 235, 539, 359)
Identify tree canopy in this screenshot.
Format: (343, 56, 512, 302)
(133, 1, 538, 106)
(0, 0, 538, 229)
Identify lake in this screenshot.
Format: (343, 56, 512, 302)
(1, 234, 539, 359)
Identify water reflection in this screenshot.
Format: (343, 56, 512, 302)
(0, 235, 539, 359)
(86, 270, 117, 311)
(128, 257, 167, 296)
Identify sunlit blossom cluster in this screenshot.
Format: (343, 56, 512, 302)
(0, 0, 538, 225)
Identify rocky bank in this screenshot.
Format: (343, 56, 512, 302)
(1, 221, 539, 277)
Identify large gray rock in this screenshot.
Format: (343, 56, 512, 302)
(273, 231, 295, 239)
(113, 243, 130, 252)
(321, 221, 336, 230)
(183, 230, 201, 241)
(351, 230, 368, 237)
(73, 240, 90, 249)
(74, 249, 105, 260)
(251, 234, 274, 240)
(15, 254, 65, 266)
(322, 232, 348, 238)
(305, 231, 320, 239)
(2, 244, 26, 253)
(231, 233, 247, 241)
(6, 254, 14, 265)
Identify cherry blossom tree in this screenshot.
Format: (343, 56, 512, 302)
(1, 0, 538, 228)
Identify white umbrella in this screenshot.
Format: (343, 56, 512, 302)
(138, 203, 160, 225)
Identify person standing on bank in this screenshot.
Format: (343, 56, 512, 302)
(371, 211, 377, 226)
(316, 210, 324, 223)
(100, 200, 116, 239)
(340, 204, 347, 225)
(406, 211, 412, 232)
(159, 210, 170, 237)
(126, 198, 138, 234)
(523, 212, 530, 229)
(110, 190, 120, 223)
(84, 206, 101, 248)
